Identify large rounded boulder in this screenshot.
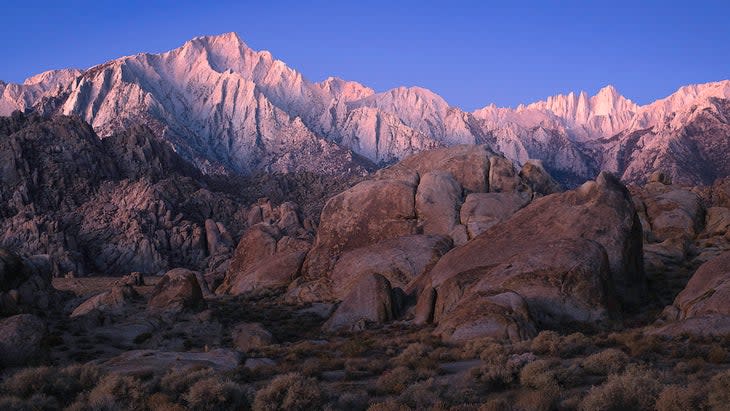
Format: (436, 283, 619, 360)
(418, 172, 644, 334)
(657, 251, 730, 336)
(217, 201, 313, 296)
(302, 178, 419, 280)
(147, 268, 204, 313)
(329, 234, 453, 299)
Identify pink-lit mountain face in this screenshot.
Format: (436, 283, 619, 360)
(2, 32, 729, 185)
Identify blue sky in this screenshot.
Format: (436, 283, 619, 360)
(1, 1, 727, 110)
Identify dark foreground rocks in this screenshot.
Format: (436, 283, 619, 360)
(0, 313, 47, 366)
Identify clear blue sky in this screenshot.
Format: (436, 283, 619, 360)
(1, 1, 727, 110)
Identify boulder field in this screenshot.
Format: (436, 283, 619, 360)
(219, 145, 657, 340)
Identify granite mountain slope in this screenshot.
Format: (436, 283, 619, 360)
(1, 33, 728, 186)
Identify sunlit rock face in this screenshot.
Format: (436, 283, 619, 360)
(2, 33, 730, 187)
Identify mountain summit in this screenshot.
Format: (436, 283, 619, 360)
(1, 32, 729, 185)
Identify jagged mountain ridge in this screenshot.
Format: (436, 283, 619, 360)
(1, 32, 729, 185)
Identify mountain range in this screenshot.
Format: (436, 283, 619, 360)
(1, 32, 729, 185)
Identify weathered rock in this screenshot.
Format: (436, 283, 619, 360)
(519, 159, 561, 195)
(398, 145, 493, 192)
(434, 291, 537, 342)
(217, 223, 310, 295)
(667, 251, 730, 318)
(420, 172, 643, 334)
(147, 268, 204, 313)
(656, 251, 730, 336)
(205, 218, 228, 255)
(489, 156, 521, 193)
(117, 272, 145, 286)
(71, 285, 139, 318)
(0, 248, 27, 292)
(703, 207, 730, 237)
(302, 145, 524, 284)
(303, 178, 418, 279)
(329, 235, 453, 299)
(415, 171, 463, 235)
(460, 192, 531, 239)
(641, 187, 705, 242)
(0, 314, 46, 366)
(324, 274, 398, 332)
(0, 249, 54, 316)
(414, 286, 437, 324)
(0, 113, 252, 277)
(232, 322, 275, 352)
(448, 225, 469, 246)
(648, 170, 672, 185)
(710, 177, 730, 208)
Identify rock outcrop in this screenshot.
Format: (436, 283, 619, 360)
(631, 180, 706, 278)
(71, 285, 139, 318)
(417, 172, 644, 335)
(231, 322, 275, 352)
(302, 145, 539, 283)
(324, 274, 401, 332)
(656, 251, 730, 336)
(0, 248, 54, 316)
(147, 269, 204, 313)
(0, 313, 47, 366)
(217, 202, 313, 295)
(294, 145, 569, 333)
(328, 235, 453, 299)
(0, 113, 249, 277)
(433, 291, 537, 342)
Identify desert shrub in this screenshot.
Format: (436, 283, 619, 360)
(366, 399, 412, 411)
(470, 357, 518, 391)
(655, 384, 705, 411)
(578, 365, 661, 411)
(395, 342, 431, 368)
(397, 378, 447, 409)
(299, 357, 325, 377)
(253, 372, 322, 411)
(0, 393, 59, 411)
(89, 373, 149, 410)
(0, 366, 55, 398)
(478, 342, 508, 363)
(530, 331, 561, 355)
(461, 337, 504, 360)
(517, 359, 561, 411)
(559, 332, 592, 357)
(183, 376, 249, 411)
(478, 398, 512, 411)
(620, 333, 664, 358)
(707, 345, 728, 364)
(559, 394, 582, 411)
(515, 384, 560, 411)
(553, 362, 587, 388)
(708, 369, 730, 410)
(519, 359, 559, 390)
(159, 366, 216, 396)
(340, 338, 373, 357)
(581, 348, 629, 375)
(333, 388, 369, 411)
(344, 357, 388, 378)
(0, 364, 103, 405)
(376, 366, 417, 395)
(147, 392, 187, 411)
(673, 357, 706, 375)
